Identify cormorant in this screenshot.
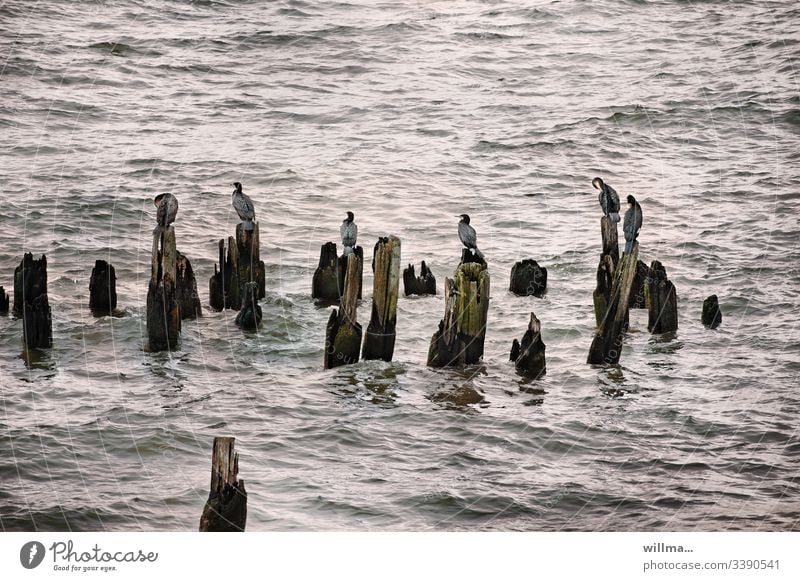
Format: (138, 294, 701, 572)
(232, 182, 256, 231)
(153, 193, 178, 228)
(457, 214, 485, 261)
(340, 211, 358, 256)
(623, 195, 643, 253)
(592, 177, 621, 223)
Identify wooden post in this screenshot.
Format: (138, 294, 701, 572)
(324, 253, 362, 368)
(146, 227, 181, 351)
(702, 294, 722, 329)
(14, 253, 52, 349)
(362, 236, 401, 361)
(510, 311, 546, 379)
(646, 260, 678, 333)
(592, 254, 614, 328)
(199, 437, 247, 532)
(176, 251, 201, 319)
(403, 261, 436, 296)
(509, 259, 547, 297)
(337, 246, 363, 300)
(88, 260, 117, 316)
(600, 216, 619, 268)
(312, 242, 339, 301)
(235, 281, 262, 329)
(209, 224, 265, 311)
(0, 286, 9, 314)
(427, 262, 490, 367)
(587, 242, 639, 365)
(629, 259, 649, 309)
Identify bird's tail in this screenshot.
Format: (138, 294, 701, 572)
(473, 247, 485, 261)
(343, 245, 354, 256)
(610, 212, 621, 223)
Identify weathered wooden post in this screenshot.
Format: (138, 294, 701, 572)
(403, 261, 436, 296)
(510, 311, 546, 379)
(312, 242, 339, 300)
(629, 259, 649, 309)
(592, 254, 614, 328)
(587, 242, 639, 364)
(509, 259, 547, 297)
(337, 246, 363, 300)
(89, 259, 117, 316)
(702, 294, 722, 329)
(14, 253, 52, 349)
(235, 281, 262, 329)
(646, 260, 678, 333)
(199, 437, 247, 532)
(324, 253, 362, 368)
(176, 252, 201, 319)
(0, 286, 9, 314)
(209, 224, 265, 311)
(600, 216, 619, 267)
(427, 262, 490, 367)
(146, 227, 180, 351)
(362, 236, 401, 361)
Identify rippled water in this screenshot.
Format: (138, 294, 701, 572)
(1, 0, 798, 531)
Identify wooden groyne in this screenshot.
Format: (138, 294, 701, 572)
(362, 236, 401, 362)
(14, 253, 52, 350)
(89, 259, 117, 316)
(199, 437, 247, 532)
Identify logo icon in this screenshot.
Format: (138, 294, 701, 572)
(20, 541, 46, 569)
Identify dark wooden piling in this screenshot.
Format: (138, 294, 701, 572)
(362, 236, 401, 361)
(88, 260, 117, 316)
(337, 246, 363, 300)
(403, 261, 436, 296)
(702, 294, 722, 329)
(510, 311, 546, 379)
(587, 242, 639, 365)
(509, 259, 547, 297)
(146, 227, 181, 351)
(312, 242, 339, 301)
(175, 251, 201, 319)
(235, 281, 262, 330)
(600, 216, 619, 267)
(629, 259, 649, 309)
(0, 286, 9, 314)
(324, 253, 363, 369)
(199, 437, 247, 532)
(209, 224, 266, 311)
(14, 253, 52, 349)
(427, 262, 490, 367)
(646, 260, 678, 333)
(592, 254, 614, 328)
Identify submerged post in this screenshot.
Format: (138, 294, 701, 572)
(427, 262, 490, 367)
(199, 437, 247, 532)
(509, 259, 548, 297)
(646, 260, 678, 333)
(14, 253, 52, 349)
(235, 281, 262, 329)
(629, 259, 649, 309)
(403, 261, 436, 296)
(324, 253, 363, 368)
(0, 286, 9, 314)
(510, 311, 546, 379)
(702, 294, 722, 329)
(362, 236, 401, 361)
(146, 227, 181, 351)
(89, 259, 117, 316)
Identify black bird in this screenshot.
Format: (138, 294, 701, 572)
(457, 214, 485, 261)
(592, 177, 621, 223)
(340, 211, 358, 255)
(623, 195, 643, 253)
(153, 193, 178, 228)
(232, 182, 256, 231)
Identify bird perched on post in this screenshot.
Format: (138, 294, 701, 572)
(153, 193, 179, 229)
(592, 177, 621, 223)
(232, 182, 256, 231)
(623, 195, 643, 253)
(340, 211, 358, 256)
(457, 214, 485, 262)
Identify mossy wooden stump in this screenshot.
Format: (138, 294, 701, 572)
(89, 259, 117, 316)
(312, 242, 363, 301)
(210, 223, 266, 311)
(324, 253, 363, 368)
(14, 253, 52, 349)
(702, 294, 722, 329)
(199, 437, 247, 532)
(646, 260, 678, 333)
(601, 216, 619, 267)
(403, 261, 436, 296)
(509, 259, 547, 297)
(0, 286, 9, 314)
(510, 311, 546, 379)
(362, 236, 401, 361)
(587, 242, 639, 365)
(235, 281, 262, 330)
(146, 227, 181, 351)
(427, 262, 490, 367)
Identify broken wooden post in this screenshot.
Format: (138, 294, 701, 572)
(592, 254, 614, 328)
(587, 242, 639, 365)
(629, 259, 649, 309)
(362, 236, 401, 361)
(0, 286, 9, 314)
(312, 242, 339, 301)
(235, 281, 262, 330)
(176, 251, 201, 319)
(324, 253, 362, 368)
(146, 226, 181, 351)
(702, 294, 722, 329)
(510, 311, 546, 379)
(509, 259, 547, 297)
(14, 253, 52, 349)
(199, 437, 247, 532)
(337, 246, 363, 300)
(209, 224, 265, 311)
(403, 261, 436, 296)
(88, 260, 117, 316)
(427, 262, 490, 367)
(646, 260, 678, 333)
(600, 216, 619, 267)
